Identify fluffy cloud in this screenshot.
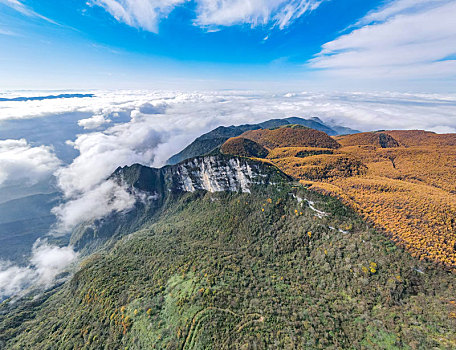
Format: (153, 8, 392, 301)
(90, 0, 323, 32)
(78, 114, 112, 129)
(0, 139, 61, 188)
(52, 180, 136, 233)
(0, 241, 77, 299)
(3, 89, 456, 232)
(309, 0, 456, 80)
(0, 262, 34, 298)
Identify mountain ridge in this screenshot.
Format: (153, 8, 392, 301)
(70, 155, 290, 254)
(167, 117, 359, 165)
(2, 124, 456, 349)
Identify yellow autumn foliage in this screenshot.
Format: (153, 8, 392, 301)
(236, 129, 456, 269)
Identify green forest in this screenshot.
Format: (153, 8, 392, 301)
(2, 181, 455, 349)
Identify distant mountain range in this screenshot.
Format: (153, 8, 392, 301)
(0, 94, 94, 102)
(167, 117, 359, 165)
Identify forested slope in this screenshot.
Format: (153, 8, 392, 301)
(1, 183, 455, 349)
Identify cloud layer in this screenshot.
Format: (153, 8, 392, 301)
(0, 241, 77, 299)
(0, 139, 61, 188)
(2, 89, 456, 297)
(309, 0, 456, 80)
(91, 0, 323, 32)
(194, 0, 323, 29)
(32, 89, 454, 232)
(2, 89, 456, 232)
(52, 179, 136, 233)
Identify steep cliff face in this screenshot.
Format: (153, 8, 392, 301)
(166, 156, 279, 193)
(71, 155, 289, 253)
(116, 155, 287, 196)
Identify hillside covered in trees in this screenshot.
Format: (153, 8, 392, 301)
(1, 182, 455, 349)
(221, 127, 456, 269)
(1, 122, 456, 349)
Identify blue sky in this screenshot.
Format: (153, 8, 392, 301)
(0, 0, 455, 91)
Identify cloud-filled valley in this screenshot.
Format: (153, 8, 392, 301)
(2, 0, 456, 346)
(0, 241, 77, 299)
(1, 89, 456, 299)
(0, 139, 60, 188)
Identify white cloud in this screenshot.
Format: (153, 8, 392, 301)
(0, 139, 61, 188)
(30, 242, 78, 285)
(2, 89, 455, 231)
(0, 262, 34, 298)
(194, 0, 323, 29)
(0, 90, 171, 121)
(78, 114, 112, 129)
(357, 0, 448, 24)
(90, 0, 323, 32)
(0, 0, 58, 24)
(309, 0, 456, 80)
(52, 180, 136, 233)
(55, 114, 165, 197)
(91, 0, 186, 33)
(0, 27, 17, 36)
(0, 241, 77, 299)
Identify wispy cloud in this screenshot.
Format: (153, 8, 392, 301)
(194, 0, 323, 29)
(90, 0, 186, 33)
(0, 0, 58, 24)
(308, 0, 456, 80)
(52, 179, 136, 233)
(0, 27, 17, 36)
(90, 0, 324, 33)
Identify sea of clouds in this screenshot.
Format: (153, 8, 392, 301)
(1, 89, 456, 299)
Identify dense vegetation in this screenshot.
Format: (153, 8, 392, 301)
(239, 125, 341, 150)
(308, 136, 456, 269)
(335, 132, 400, 148)
(1, 183, 455, 349)
(2, 121, 455, 349)
(265, 147, 367, 181)
(220, 137, 269, 158)
(167, 118, 358, 165)
(221, 128, 456, 269)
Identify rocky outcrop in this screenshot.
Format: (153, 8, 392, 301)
(115, 155, 287, 196)
(71, 155, 289, 253)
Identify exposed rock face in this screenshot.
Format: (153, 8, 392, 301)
(171, 156, 256, 193)
(71, 155, 288, 253)
(115, 155, 286, 196)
